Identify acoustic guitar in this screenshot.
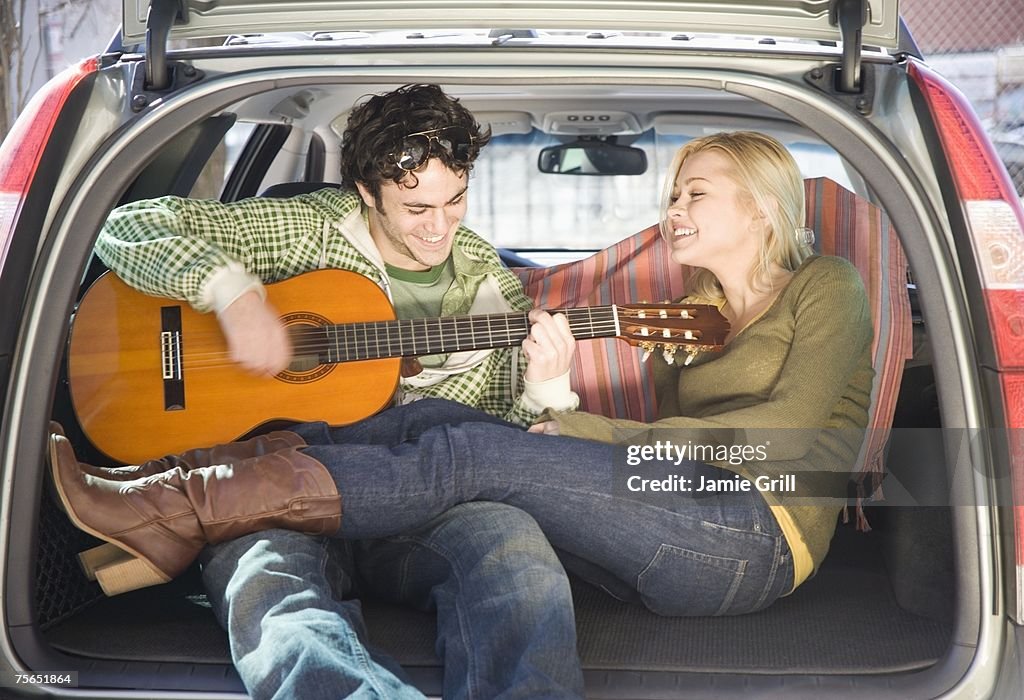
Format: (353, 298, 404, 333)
(67, 269, 729, 463)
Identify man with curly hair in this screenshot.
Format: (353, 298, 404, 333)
(95, 84, 583, 700)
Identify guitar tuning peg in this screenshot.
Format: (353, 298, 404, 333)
(638, 341, 656, 363)
(684, 349, 699, 366)
(663, 347, 676, 365)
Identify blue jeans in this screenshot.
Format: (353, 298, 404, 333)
(201, 401, 583, 700)
(299, 399, 795, 618)
(202, 530, 416, 700)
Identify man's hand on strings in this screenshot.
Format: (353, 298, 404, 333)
(217, 291, 292, 376)
(522, 309, 576, 383)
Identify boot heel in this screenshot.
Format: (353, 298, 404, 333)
(93, 554, 171, 596)
(77, 543, 124, 581)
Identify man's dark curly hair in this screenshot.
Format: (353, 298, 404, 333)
(340, 84, 491, 202)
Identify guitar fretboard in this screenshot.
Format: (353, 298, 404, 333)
(289, 306, 619, 363)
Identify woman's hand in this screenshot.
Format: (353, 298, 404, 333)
(528, 421, 561, 435)
(522, 309, 576, 383)
(217, 291, 293, 376)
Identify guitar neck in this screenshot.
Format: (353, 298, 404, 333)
(297, 306, 619, 363)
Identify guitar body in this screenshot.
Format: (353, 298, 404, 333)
(69, 269, 400, 463)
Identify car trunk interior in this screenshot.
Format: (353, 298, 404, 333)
(20, 68, 969, 698)
(30, 219, 959, 700)
(38, 514, 956, 676)
(34, 456, 957, 696)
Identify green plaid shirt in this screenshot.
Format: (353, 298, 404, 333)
(95, 187, 541, 425)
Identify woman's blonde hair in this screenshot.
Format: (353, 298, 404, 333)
(658, 131, 812, 300)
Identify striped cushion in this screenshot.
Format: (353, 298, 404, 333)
(515, 224, 683, 421)
(514, 177, 912, 522)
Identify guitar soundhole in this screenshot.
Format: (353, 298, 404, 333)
(287, 354, 321, 373)
(278, 313, 335, 385)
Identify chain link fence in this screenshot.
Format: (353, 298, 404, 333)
(902, 0, 1024, 196)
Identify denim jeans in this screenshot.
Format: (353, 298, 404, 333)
(300, 399, 795, 618)
(201, 400, 583, 700)
(202, 530, 417, 700)
(350, 502, 582, 699)
(202, 503, 581, 700)
(199, 399, 585, 700)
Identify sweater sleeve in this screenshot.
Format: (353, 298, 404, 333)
(552, 258, 874, 458)
(95, 195, 328, 311)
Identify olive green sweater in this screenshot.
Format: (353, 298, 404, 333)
(550, 255, 874, 588)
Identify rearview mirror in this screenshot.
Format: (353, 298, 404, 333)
(538, 140, 648, 176)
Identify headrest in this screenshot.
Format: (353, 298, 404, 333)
(259, 182, 342, 198)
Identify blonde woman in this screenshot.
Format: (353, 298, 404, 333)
(53, 131, 873, 618)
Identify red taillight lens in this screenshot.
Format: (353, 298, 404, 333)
(909, 60, 1024, 622)
(910, 64, 1024, 368)
(0, 57, 98, 269)
(916, 86, 1020, 204)
(1004, 373, 1024, 570)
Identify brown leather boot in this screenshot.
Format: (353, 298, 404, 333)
(49, 423, 310, 579)
(76, 430, 306, 481)
(48, 427, 342, 597)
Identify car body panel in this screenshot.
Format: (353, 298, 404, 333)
(121, 0, 902, 48)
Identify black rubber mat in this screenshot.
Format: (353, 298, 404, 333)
(45, 526, 951, 674)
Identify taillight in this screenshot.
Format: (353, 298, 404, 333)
(0, 57, 98, 270)
(909, 61, 1024, 622)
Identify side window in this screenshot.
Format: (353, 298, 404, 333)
(188, 122, 257, 199)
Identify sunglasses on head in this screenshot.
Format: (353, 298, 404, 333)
(391, 126, 474, 171)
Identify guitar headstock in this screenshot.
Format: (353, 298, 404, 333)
(616, 302, 730, 365)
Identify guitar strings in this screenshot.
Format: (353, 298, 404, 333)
(176, 310, 611, 368)
(171, 306, 709, 369)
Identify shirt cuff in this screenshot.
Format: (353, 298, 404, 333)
(521, 369, 579, 414)
(202, 263, 266, 314)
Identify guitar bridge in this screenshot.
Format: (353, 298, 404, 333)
(161, 306, 185, 411)
(160, 331, 181, 380)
